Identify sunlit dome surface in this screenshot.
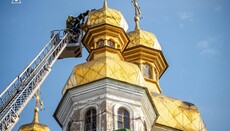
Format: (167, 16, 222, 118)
(86, 1, 128, 31)
(62, 56, 146, 95)
(126, 17, 162, 50)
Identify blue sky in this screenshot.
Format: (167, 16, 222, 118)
(0, 0, 229, 130)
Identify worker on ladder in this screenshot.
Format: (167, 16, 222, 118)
(65, 10, 89, 43)
(66, 10, 89, 34)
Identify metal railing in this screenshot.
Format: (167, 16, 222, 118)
(0, 30, 78, 130)
(0, 34, 58, 113)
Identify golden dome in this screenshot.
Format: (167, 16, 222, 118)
(126, 17, 161, 50)
(19, 123, 50, 131)
(19, 92, 50, 131)
(151, 93, 207, 131)
(86, 1, 128, 31)
(19, 107, 50, 131)
(62, 47, 146, 95)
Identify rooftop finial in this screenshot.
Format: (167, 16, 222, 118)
(132, 0, 142, 30)
(103, 0, 108, 9)
(134, 16, 140, 30)
(32, 88, 43, 123)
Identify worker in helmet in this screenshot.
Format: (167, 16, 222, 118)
(66, 15, 74, 32)
(65, 15, 78, 43)
(71, 10, 90, 34)
(65, 10, 95, 43)
(65, 10, 94, 34)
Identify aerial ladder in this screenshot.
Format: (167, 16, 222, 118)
(0, 30, 83, 130)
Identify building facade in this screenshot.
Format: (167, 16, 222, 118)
(54, 1, 207, 131)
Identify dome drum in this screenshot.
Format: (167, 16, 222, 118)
(82, 24, 130, 53)
(87, 46, 124, 61)
(123, 45, 168, 78)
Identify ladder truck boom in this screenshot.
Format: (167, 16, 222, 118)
(0, 30, 83, 130)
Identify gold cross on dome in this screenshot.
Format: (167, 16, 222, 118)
(34, 88, 44, 110)
(132, 0, 142, 19)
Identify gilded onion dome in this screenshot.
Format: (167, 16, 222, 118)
(19, 120, 50, 131)
(86, 0, 128, 31)
(19, 92, 50, 131)
(126, 16, 161, 50)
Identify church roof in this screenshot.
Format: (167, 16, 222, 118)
(86, 1, 128, 31)
(151, 93, 207, 131)
(62, 48, 145, 95)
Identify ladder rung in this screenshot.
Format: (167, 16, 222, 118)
(0, 31, 83, 130)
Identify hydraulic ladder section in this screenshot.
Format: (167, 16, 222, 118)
(0, 30, 83, 130)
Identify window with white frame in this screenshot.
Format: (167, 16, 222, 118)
(117, 108, 130, 129)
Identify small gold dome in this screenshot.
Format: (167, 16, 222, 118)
(19, 93, 50, 131)
(126, 17, 161, 50)
(19, 123, 50, 131)
(86, 1, 128, 31)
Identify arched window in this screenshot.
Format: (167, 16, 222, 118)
(142, 64, 152, 79)
(117, 108, 130, 129)
(108, 40, 115, 48)
(85, 108, 97, 131)
(98, 40, 104, 48)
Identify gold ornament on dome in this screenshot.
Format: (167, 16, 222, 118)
(125, 0, 161, 50)
(19, 88, 50, 131)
